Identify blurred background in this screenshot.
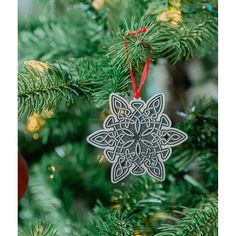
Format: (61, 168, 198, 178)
(18, 0, 218, 235)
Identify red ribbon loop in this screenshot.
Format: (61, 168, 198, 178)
(124, 27, 151, 99)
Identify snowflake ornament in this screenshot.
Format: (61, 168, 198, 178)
(87, 93, 188, 183)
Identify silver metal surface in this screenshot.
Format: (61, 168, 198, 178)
(87, 93, 188, 183)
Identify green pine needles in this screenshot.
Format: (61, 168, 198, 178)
(18, 0, 217, 117)
(19, 6, 101, 64)
(19, 100, 218, 236)
(19, 224, 57, 236)
(18, 59, 131, 117)
(157, 200, 218, 236)
(18, 0, 218, 235)
(18, 63, 78, 117)
(107, 14, 217, 68)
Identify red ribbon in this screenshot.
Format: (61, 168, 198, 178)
(124, 27, 151, 99)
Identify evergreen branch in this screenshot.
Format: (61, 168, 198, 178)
(19, 6, 100, 63)
(21, 159, 86, 236)
(27, 165, 69, 234)
(53, 58, 131, 107)
(18, 58, 131, 117)
(19, 142, 112, 236)
(19, 224, 58, 236)
(18, 3, 218, 235)
(156, 199, 218, 236)
(106, 13, 217, 68)
(91, 68, 131, 108)
(18, 63, 78, 117)
(91, 174, 216, 235)
(19, 100, 218, 235)
(167, 99, 218, 173)
(44, 142, 113, 199)
(110, 176, 165, 214)
(91, 207, 134, 236)
(101, 0, 148, 30)
(63, 58, 105, 97)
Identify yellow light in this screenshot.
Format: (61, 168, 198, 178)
(153, 212, 178, 221)
(97, 154, 107, 163)
(24, 60, 49, 73)
(157, 9, 182, 26)
(92, 0, 104, 11)
(111, 204, 120, 209)
(26, 113, 46, 133)
(50, 165, 56, 172)
(26, 114, 41, 132)
(33, 133, 40, 140)
(111, 196, 119, 202)
(42, 110, 54, 118)
(133, 230, 147, 236)
(49, 174, 55, 179)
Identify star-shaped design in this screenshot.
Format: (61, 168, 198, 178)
(87, 93, 188, 183)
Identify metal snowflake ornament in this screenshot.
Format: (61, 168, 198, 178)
(87, 93, 188, 183)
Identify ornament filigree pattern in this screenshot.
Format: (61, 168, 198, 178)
(87, 93, 187, 183)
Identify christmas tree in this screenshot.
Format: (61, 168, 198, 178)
(18, 0, 218, 235)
